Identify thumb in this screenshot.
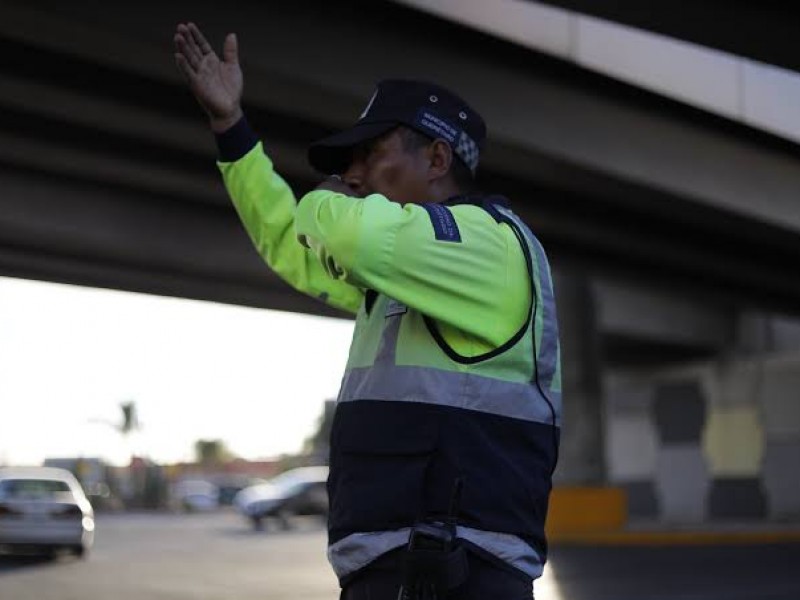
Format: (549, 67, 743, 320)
(223, 33, 239, 65)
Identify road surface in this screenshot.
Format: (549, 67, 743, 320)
(1, 512, 798, 599)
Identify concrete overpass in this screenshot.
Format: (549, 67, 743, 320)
(2, 1, 800, 518)
(2, 0, 800, 321)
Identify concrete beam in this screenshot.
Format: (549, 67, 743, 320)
(0, 75, 320, 188)
(594, 279, 733, 349)
(3, 1, 800, 232)
(0, 165, 345, 318)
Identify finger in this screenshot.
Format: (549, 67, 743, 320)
(175, 34, 202, 70)
(176, 26, 204, 65)
(187, 22, 213, 56)
(222, 33, 239, 65)
(173, 33, 192, 69)
(175, 23, 193, 46)
(174, 53, 197, 82)
(181, 32, 204, 67)
(174, 29, 190, 54)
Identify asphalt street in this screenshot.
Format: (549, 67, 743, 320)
(0, 512, 798, 600)
(0, 512, 337, 600)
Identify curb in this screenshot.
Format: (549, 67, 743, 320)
(549, 529, 800, 545)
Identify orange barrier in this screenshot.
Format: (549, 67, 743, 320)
(545, 486, 800, 545)
(545, 486, 627, 538)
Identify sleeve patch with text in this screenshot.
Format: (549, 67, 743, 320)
(421, 204, 462, 243)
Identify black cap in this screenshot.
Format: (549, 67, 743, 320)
(308, 79, 486, 176)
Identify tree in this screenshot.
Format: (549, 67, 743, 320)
(120, 401, 138, 435)
(88, 400, 141, 464)
(303, 400, 337, 464)
(194, 439, 236, 465)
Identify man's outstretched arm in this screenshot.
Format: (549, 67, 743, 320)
(174, 23, 363, 313)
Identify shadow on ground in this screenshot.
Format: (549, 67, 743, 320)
(0, 551, 81, 574)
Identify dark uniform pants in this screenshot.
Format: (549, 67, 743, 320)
(340, 548, 534, 600)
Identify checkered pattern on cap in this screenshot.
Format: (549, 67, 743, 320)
(455, 131, 480, 173)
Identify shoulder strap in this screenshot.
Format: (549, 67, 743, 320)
(422, 197, 535, 364)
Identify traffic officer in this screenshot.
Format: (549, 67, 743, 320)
(174, 22, 561, 600)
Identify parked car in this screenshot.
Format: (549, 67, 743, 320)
(0, 467, 95, 558)
(233, 466, 329, 530)
(171, 479, 220, 512)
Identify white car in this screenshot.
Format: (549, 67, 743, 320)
(0, 467, 95, 557)
(233, 467, 329, 530)
(171, 479, 220, 512)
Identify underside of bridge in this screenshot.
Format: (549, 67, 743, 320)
(2, 0, 800, 325)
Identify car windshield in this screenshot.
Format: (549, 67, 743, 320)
(269, 471, 311, 488)
(0, 478, 72, 498)
(276, 481, 307, 497)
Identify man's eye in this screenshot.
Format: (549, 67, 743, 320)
(363, 141, 378, 156)
(352, 144, 372, 162)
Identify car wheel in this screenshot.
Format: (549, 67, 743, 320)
(250, 516, 264, 531)
(71, 545, 88, 559)
(276, 510, 292, 530)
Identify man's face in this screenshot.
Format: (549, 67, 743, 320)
(341, 128, 431, 205)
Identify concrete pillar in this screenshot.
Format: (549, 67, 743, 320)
(552, 268, 605, 484)
(734, 311, 800, 357)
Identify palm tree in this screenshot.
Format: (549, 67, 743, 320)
(88, 400, 140, 461)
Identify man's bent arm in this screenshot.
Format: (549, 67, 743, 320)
(217, 119, 363, 314)
(295, 190, 529, 355)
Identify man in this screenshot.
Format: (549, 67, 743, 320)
(174, 22, 561, 600)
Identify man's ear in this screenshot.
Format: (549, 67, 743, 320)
(427, 139, 453, 181)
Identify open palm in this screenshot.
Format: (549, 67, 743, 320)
(174, 23, 243, 129)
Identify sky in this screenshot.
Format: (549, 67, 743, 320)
(0, 276, 355, 467)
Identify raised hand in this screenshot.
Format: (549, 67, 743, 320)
(174, 22, 243, 132)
